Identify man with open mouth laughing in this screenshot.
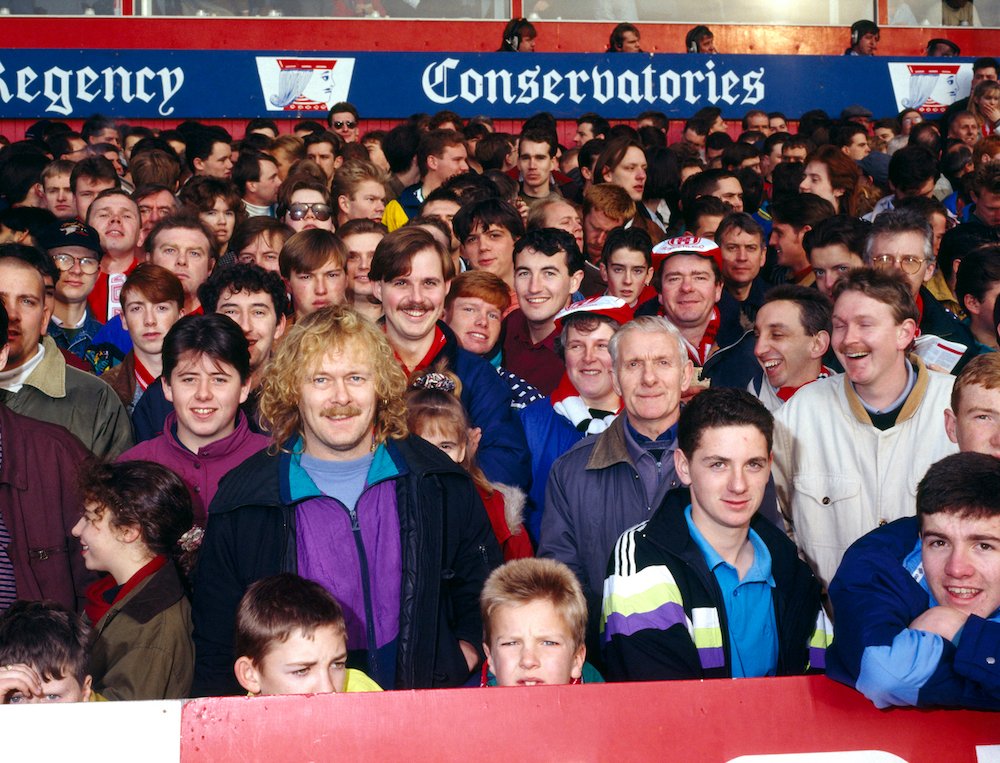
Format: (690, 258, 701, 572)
(773, 268, 957, 590)
(828, 451, 1000, 710)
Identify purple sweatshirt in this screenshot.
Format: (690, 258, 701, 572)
(118, 411, 269, 526)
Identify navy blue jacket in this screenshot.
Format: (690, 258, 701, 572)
(432, 322, 531, 491)
(518, 398, 583, 542)
(828, 516, 1000, 710)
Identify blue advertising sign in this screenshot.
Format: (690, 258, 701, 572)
(0, 51, 977, 120)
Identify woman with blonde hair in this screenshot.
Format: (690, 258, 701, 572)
(969, 79, 1000, 137)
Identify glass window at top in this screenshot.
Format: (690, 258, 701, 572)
(530, 0, 874, 24)
(0, 0, 512, 15)
(887, 0, 997, 26)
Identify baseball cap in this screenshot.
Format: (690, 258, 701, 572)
(35, 221, 104, 259)
(651, 235, 723, 271)
(554, 295, 633, 333)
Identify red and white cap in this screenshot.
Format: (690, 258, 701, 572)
(651, 235, 723, 271)
(554, 295, 633, 332)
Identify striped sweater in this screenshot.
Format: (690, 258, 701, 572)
(601, 488, 832, 681)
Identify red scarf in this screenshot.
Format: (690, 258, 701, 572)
(671, 307, 720, 366)
(133, 355, 156, 392)
(914, 292, 924, 335)
(775, 366, 834, 402)
(84, 555, 167, 625)
(391, 326, 447, 377)
(791, 265, 814, 285)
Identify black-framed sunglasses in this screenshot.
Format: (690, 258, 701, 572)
(332, 120, 357, 130)
(287, 202, 333, 221)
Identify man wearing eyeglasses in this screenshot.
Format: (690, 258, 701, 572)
(36, 221, 105, 362)
(327, 102, 360, 144)
(864, 208, 977, 373)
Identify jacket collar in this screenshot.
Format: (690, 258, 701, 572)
(165, 410, 257, 459)
(585, 414, 634, 470)
(843, 353, 930, 426)
(23, 336, 68, 399)
(285, 438, 406, 503)
(115, 560, 186, 625)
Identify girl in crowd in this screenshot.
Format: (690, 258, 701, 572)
(73, 460, 196, 700)
(407, 372, 533, 561)
(179, 176, 245, 260)
(969, 79, 1000, 137)
(798, 145, 862, 216)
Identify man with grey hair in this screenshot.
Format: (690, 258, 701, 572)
(864, 208, 976, 373)
(538, 315, 693, 655)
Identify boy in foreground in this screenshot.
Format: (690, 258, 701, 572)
(601, 387, 829, 681)
(480, 558, 601, 686)
(0, 601, 93, 704)
(234, 574, 381, 695)
(828, 451, 1000, 710)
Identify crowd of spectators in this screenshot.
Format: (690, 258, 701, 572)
(1, 44, 1000, 713)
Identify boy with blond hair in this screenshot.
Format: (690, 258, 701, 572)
(480, 558, 600, 686)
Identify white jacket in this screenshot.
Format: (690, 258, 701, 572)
(773, 357, 957, 589)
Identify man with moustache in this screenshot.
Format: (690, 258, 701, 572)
(191, 304, 501, 695)
(372, 226, 530, 490)
(773, 268, 957, 589)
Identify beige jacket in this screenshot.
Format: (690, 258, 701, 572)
(773, 357, 957, 589)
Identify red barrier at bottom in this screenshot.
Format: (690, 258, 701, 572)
(180, 675, 999, 762)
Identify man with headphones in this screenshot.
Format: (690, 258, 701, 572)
(498, 18, 537, 53)
(845, 20, 879, 56)
(685, 25, 717, 54)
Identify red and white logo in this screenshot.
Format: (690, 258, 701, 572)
(255, 56, 356, 112)
(888, 62, 972, 115)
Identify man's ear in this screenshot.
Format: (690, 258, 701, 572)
(810, 330, 831, 359)
(897, 317, 918, 350)
(944, 407, 959, 445)
(234, 656, 262, 695)
(923, 260, 936, 283)
(337, 194, 352, 217)
(674, 447, 692, 486)
(965, 293, 982, 318)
